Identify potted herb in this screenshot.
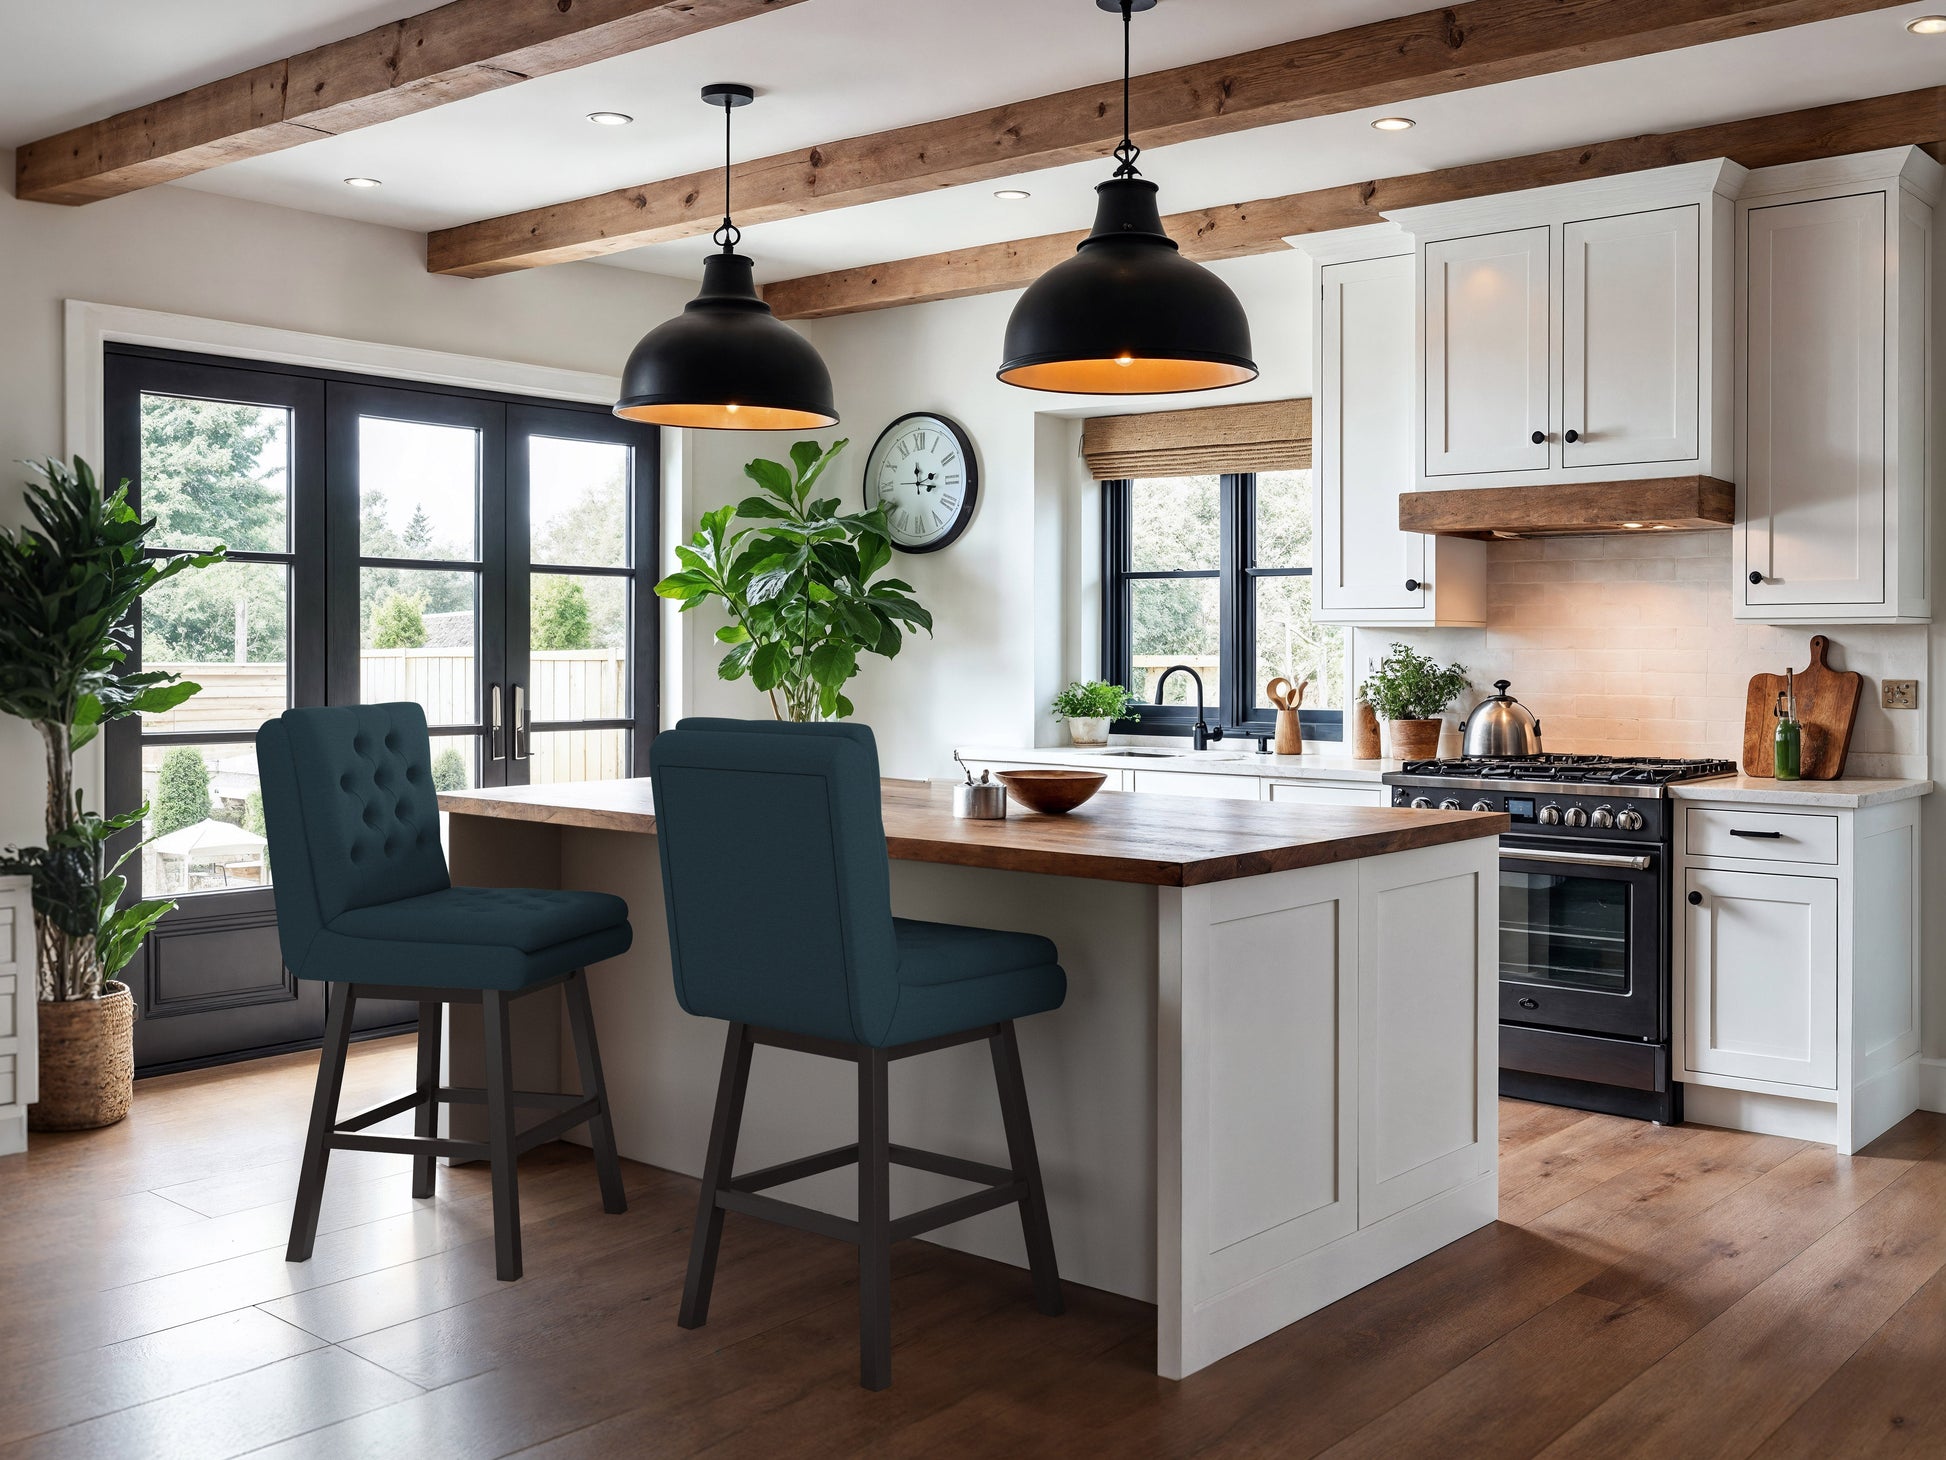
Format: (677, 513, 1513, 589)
(657, 440, 932, 721)
(0, 459, 223, 1130)
(1050, 681, 1140, 746)
(1360, 642, 1470, 761)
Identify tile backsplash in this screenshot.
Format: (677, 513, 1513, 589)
(1353, 533, 1929, 778)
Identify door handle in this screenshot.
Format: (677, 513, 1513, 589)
(1728, 829, 1784, 839)
(488, 683, 505, 761)
(1510, 848, 1652, 871)
(512, 683, 529, 761)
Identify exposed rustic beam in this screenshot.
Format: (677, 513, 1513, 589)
(426, 0, 1906, 277)
(762, 85, 1946, 320)
(14, 0, 809, 206)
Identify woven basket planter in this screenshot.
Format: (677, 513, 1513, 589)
(29, 982, 134, 1132)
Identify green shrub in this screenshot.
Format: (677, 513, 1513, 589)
(1050, 681, 1141, 722)
(152, 746, 211, 837)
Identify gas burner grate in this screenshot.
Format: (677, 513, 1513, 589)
(1398, 755, 1738, 786)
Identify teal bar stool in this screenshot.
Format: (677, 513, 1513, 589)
(257, 703, 632, 1281)
(650, 718, 1066, 1390)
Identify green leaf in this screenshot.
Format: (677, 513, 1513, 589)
(856, 532, 891, 582)
(744, 458, 794, 501)
(807, 641, 856, 690)
(750, 640, 790, 692)
(717, 642, 755, 680)
(789, 440, 824, 479)
(733, 496, 791, 521)
(715, 623, 750, 644)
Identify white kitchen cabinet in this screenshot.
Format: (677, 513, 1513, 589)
(1291, 226, 1485, 628)
(1388, 160, 1741, 491)
(1735, 148, 1938, 623)
(1672, 793, 1923, 1155)
(1267, 780, 1388, 808)
(1131, 769, 1260, 801)
(0, 875, 37, 1157)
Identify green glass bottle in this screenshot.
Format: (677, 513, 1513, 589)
(1774, 674, 1802, 781)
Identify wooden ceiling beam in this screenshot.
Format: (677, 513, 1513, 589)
(425, 0, 1907, 277)
(761, 85, 1946, 320)
(14, 0, 809, 206)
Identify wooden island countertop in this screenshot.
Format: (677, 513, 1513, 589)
(440, 778, 1507, 888)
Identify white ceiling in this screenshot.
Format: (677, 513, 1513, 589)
(4, 1, 1943, 285)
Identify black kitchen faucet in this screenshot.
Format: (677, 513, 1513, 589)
(1153, 665, 1223, 752)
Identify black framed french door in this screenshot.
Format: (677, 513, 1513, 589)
(103, 345, 658, 1073)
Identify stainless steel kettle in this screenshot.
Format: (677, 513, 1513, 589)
(1462, 679, 1543, 758)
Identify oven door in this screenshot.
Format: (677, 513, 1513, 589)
(1498, 839, 1664, 1040)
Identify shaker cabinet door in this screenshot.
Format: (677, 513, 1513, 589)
(1423, 227, 1551, 479)
(1682, 867, 1838, 1089)
(1562, 206, 1700, 469)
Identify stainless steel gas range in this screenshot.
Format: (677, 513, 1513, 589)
(1384, 754, 1737, 1123)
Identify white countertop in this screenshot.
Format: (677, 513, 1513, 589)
(957, 743, 1403, 782)
(1670, 775, 1932, 809)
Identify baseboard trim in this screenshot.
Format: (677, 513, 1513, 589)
(1919, 1058, 1946, 1114)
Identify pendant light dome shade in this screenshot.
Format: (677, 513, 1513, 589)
(997, 176, 1257, 395)
(614, 251, 838, 430)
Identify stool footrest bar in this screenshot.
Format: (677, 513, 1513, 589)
(890, 1182, 1028, 1242)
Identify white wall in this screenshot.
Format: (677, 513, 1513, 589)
(0, 152, 691, 850)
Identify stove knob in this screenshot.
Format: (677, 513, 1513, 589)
(1616, 808, 1645, 832)
(1439, 798, 1462, 811)
(1471, 799, 1493, 813)
(1590, 807, 1615, 830)
(1538, 805, 1562, 826)
(1410, 796, 1433, 810)
(1563, 806, 1590, 828)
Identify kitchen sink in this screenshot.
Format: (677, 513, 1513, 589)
(1096, 749, 1181, 758)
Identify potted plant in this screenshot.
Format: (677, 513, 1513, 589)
(1050, 681, 1140, 746)
(1360, 642, 1470, 761)
(657, 440, 932, 721)
(0, 458, 223, 1130)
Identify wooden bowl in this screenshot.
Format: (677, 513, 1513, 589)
(994, 768, 1107, 815)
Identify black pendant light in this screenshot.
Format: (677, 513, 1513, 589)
(615, 84, 838, 430)
(998, 0, 1257, 395)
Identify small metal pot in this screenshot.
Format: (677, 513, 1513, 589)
(953, 778, 1008, 819)
(1462, 679, 1543, 758)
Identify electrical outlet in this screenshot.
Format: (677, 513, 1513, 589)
(1882, 679, 1919, 710)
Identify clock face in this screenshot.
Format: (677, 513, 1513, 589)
(864, 413, 978, 553)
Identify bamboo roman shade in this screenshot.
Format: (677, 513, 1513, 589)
(1081, 398, 1312, 479)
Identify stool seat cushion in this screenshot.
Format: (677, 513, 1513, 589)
(312, 886, 633, 991)
(880, 918, 1066, 1047)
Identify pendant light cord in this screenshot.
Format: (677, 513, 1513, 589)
(1112, 0, 1141, 178)
(714, 97, 740, 252)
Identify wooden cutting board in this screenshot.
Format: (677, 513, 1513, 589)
(1741, 635, 1862, 779)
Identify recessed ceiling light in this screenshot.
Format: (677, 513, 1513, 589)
(1908, 14, 1946, 32)
(1371, 116, 1416, 132)
(343, 176, 381, 188)
(587, 111, 634, 126)
(994, 188, 1032, 200)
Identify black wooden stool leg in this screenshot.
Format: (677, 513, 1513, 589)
(564, 970, 626, 1215)
(482, 989, 523, 1281)
(990, 1021, 1064, 1317)
(680, 1022, 752, 1329)
(287, 986, 356, 1263)
(411, 999, 442, 1200)
(858, 1045, 893, 1390)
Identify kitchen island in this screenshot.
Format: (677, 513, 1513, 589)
(439, 779, 1506, 1378)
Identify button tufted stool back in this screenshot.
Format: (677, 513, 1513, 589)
(258, 703, 451, 946)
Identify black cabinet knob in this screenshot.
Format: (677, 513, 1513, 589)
(1564, 429, 1579, 443)
(1688, 890, 1703, 905)
(1748, 570, 1764, 585)
(1530, 430, 1546, 445)
(1405, 578, 1421, 593)
(1517, 997, 1539, 1010)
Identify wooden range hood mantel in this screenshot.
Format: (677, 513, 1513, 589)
(1397, 476, 1735, 539)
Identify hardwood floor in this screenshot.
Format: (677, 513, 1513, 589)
(2, 1037, 1942, 1458)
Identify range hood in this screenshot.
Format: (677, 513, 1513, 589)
(1397, 476, 1734, 539)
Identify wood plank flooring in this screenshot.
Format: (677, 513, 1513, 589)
(2, 1036, 1942, 1459)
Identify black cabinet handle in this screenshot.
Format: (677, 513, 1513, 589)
(1564, 429, 1579, 443)
(1405, 578, 1421, 593)
(1688, 891, 1703, 905)
(1530, 430, 1546, 445)
(1517, 997, 1539, 1010)
(1729, 829, 1784, 840)
(1749, 570, 1765, 585)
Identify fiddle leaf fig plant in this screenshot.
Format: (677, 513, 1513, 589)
(656, 440, 933, 721)
(1360, 642, 1470, 722)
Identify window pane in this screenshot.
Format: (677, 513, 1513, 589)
(428, 733, 479, 793)
(140, 741, 271, 898)
(1254, 575, 1345, 710)
(1254, 470, 1313, 570)
(361, 567, 478, 727)
(529, 728, 627, 784)
(359, 417, 480, 560)
(1130, 577, 1221, 708)
(531, 436, 628, 567)
(531, 573, 628, 722)
(1129, 475, 1220, 571)
(140, 561, 290, 731)
(139, 393, 290, 553)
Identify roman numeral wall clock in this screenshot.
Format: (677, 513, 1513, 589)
(863, 411, 979, 553)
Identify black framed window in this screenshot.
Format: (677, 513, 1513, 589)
(1102, 470, 1345, 740)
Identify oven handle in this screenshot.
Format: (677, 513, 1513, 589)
(1506, 847, 1653, 872)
